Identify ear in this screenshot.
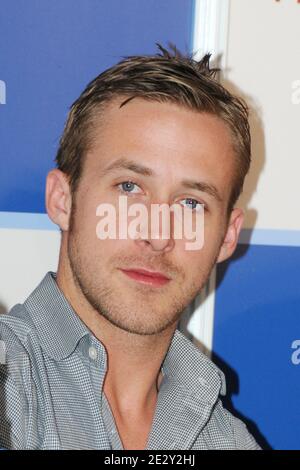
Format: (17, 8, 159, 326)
(45, 169, 72, 231)
(216, 208, 244, 264)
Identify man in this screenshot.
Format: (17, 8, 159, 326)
(0, 45, 260, 450)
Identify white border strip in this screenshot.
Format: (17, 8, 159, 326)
(186, 266, 217, 356)
(2, 212, 300, 247)
(0, 212, 57, 231)
(192, 0, 230, 70)
(239, 229, 300, 247)
(188, 0, 231, 354)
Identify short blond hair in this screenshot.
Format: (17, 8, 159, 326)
(55, 44, 251, 214)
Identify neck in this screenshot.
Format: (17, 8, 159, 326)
(55, 247, 177, 418)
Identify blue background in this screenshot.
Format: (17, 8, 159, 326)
(214, 244, 300, 449)
(0, 0, 195, 213)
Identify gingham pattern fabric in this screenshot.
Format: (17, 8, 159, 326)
(0, 272, 260, 450)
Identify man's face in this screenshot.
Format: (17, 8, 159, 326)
(66, 98, 237, 335)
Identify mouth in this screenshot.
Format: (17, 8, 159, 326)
(119, 267, 171, 287)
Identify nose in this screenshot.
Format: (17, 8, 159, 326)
(135, 236, 175, 253)
(134, 201, 175, 253)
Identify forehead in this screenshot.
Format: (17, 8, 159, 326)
(84, 97, 236, 197)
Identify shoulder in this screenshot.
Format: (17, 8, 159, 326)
(0, 304, 41, 449)
(0, 301, 44, 398)
(205, 398, 261, 450)
(0, 303, 38, 372)
(1, 302, 34, 344)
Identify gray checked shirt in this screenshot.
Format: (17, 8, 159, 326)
(0, 272, 260, 450)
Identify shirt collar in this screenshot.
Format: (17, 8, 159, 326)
(161, 329, 226, 399)
(24, 271, 89, 361)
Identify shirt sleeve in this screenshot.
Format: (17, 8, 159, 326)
(0, 321, 29, 449)
(207, 398, 262, 450)
(225, 407, 262, 450)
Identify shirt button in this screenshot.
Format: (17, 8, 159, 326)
(198, 377, 208, 387)
(89, 346, 98, 360)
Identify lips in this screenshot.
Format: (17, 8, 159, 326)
(119, 267, 170, 287)
(125, 268, 169, 280)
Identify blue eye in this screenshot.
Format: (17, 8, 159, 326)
(117, 181, 141, 194)
(181, 198, 204, 212)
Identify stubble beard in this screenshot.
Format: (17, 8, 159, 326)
(67, 201, 218, 336)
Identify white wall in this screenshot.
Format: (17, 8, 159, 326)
(224, 0, 300, 232)
(0, 227, 60, 313)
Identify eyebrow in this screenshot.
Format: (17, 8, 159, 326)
(101, 158, 154, 177)
(180, 179, 222, 202)
(101, 158, 223, 202)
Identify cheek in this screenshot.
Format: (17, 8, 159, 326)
(75, 190, 114, 234)
(176, 235, 220, 276)
(203, 212, 227, 247)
